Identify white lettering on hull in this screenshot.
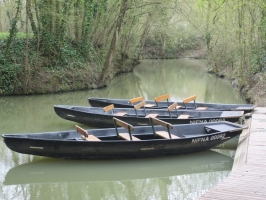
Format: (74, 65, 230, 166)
(192, 133, 227, 144)
(190, 118, 226, 124)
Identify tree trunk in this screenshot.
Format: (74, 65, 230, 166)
(238, 0, 244, 84)
(27, 0, 38, 37)
(33, 0, 40, 70)
(74, 0, 81, 44)
(139, 13, 152, 59)
(24, 0, 30, 93)
(99, 0, 128, 86)
(205, 1, 211, 52)
(4, 0, 22, 58)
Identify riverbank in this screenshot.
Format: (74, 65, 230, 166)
(1, 42, 264, 107)
(177, 47, 266, 107)
(208, 69, 266, 107)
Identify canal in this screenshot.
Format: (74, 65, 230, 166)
(0, 59, 246, 199)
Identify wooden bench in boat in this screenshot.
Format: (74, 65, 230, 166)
(103, 104, 127, 116)
(178, 115, 190, 119)
(119, 133, 140, 141)
(134, 101, 159, 118)
(183, 95, 208, 110)
(154, 94, 170, 107)
(145, 113, 159, 118)
(129, 96, 155, 107)
(168, 102, 182, 110)
(113, 117, 140, 141)
(167, 102, 188, 118)
(149, 117, 179, 139)
(75, 125, 101, 141)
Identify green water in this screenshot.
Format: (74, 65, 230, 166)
(0, 59, 244, 200)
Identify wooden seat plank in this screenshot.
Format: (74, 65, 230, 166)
(156, 131, 179, 139)
(183, 95, 197, 104)
(178, 114, 190, 119)
(103, 104, 115, 112)
(84, 135, 101, 141)
(145, 113, 159, 118)
(144, 104, 156, 107)
(168, 102, 178, 111)
(114, 112, 127, 116)
(119, 133, 140, 141)
(150, 117, 173, 129)
(196, 107, 208, 110)
(134, 101, 146, 110)
(129, 96, 143, 104)
(155, 94, 170, 102)
(76, 125, 101, 141)
(114, 118, 134, 131)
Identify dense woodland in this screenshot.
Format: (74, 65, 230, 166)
(0, 0, 265, 105)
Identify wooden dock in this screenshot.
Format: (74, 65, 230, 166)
(199, 107, 266, 200)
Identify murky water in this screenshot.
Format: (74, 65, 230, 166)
(0, 59, 245, 200)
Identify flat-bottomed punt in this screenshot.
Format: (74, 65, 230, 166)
(2, 118, 247, 159)
(54, 103, 244, 128)
(88, 94, 256, 113)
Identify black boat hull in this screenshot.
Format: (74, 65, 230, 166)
(54, 105, 243, 128)
(2, 122, 245, 159)
(88, 97, 256, 113)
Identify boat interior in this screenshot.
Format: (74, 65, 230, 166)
(66, 104, 242, 119)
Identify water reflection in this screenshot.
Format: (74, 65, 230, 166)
(133, 59, 245, 103)
(3, 150, 233, 199)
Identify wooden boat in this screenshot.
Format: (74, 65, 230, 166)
(88, 94, 256, 113)
(54, 103, 244, 128)
(4, 150, 233, 185)
(2, 117, 246, 159)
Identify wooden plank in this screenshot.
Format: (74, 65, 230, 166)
(85, 135, 101, 141)
(168, 102, 178, 112)
(183, 95, 196, 104)
(103, 104, 114, 112)
(200, 108, 266, 200)
(149, 117, 173, 129)
(144, 104, 156, 107)
(113, 117, 134, 132)
(76, 125, 101, 141)
(154, 94, 169, 102)
(196, 107, 208, 110)
(145, 113, 159, 118)
(134, 101, 146, 110)
(119, 133, 140, 141)
(200, 176, 266, 199)
(114, 112, 127, 116)
(75, 125, 89, 137)
(155, 131, 179, 139)
(232, 118, 251, 171)
(129, 96, 143, 104)
(178, 114, 190, 119)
